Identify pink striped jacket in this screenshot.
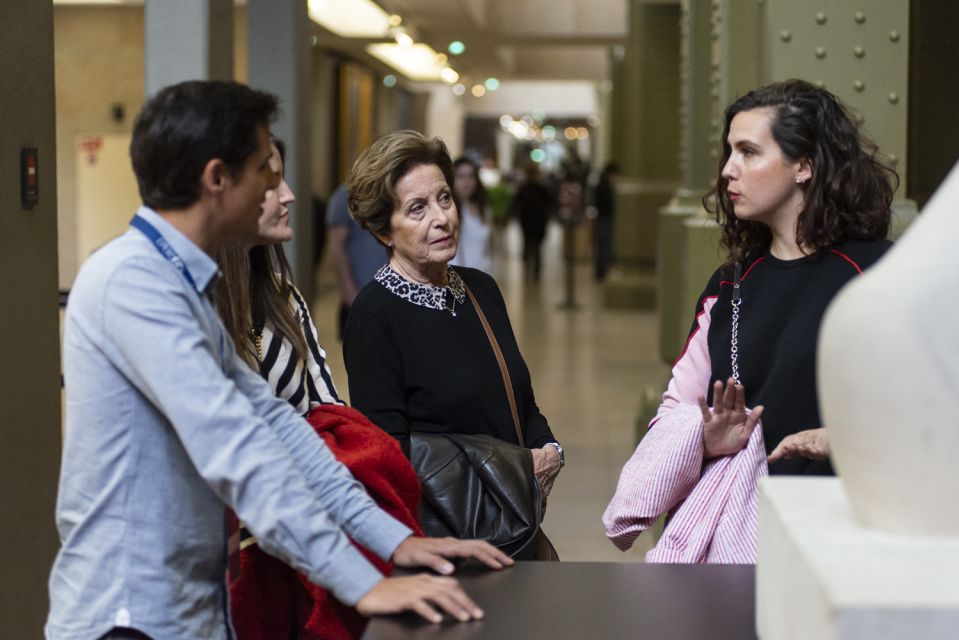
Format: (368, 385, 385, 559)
(602, 296, 768, 563)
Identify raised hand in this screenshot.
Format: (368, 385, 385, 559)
(698, 377, 764, 458)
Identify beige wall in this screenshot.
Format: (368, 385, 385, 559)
(75, 133, 142, 260)
(54, 6, 145, 288)
(54, 6, 250, 287)
(425, 84, 466, 158)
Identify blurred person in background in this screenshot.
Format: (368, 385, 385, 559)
(593, 162, 619, 281)
(327, 182, 388, 339)
(510, 162, 554, 281)
(449, 156, 493, 273)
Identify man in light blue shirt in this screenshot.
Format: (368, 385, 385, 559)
(47, 81, 510, 640)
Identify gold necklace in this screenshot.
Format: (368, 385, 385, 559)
(250, 326, 263, 360)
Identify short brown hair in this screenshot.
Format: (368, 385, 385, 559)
(131, 80, 277, 210)
(347, 130, 454, 242)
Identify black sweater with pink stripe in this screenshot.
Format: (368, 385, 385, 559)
(695, 239, 892, 475)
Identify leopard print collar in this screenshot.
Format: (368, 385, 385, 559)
(374, 264, 466, 313)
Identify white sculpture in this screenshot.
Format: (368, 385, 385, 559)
(818, 161, 959, 536)
(758, 163, 959, 640)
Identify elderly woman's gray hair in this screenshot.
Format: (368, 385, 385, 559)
(346, 130, 455, 242)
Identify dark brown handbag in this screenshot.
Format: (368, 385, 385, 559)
(411, 431, 543, 558)
(409, 283, 559, 561)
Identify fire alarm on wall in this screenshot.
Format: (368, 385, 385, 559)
(21, 147, 39, 209)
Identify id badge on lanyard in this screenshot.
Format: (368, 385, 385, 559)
(130, 214, 230, 370)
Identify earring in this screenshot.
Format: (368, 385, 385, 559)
(386, 241, 393, 247)
(795, 177, 806, 184)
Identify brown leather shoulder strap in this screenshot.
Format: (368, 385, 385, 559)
(463, 283, 525, 447)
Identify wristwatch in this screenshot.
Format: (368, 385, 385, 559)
(545, 442, 565, 468)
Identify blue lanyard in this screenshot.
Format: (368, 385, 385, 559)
(130, 214, 200, 294)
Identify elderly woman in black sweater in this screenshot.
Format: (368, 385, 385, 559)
(343, 130, 563, 508)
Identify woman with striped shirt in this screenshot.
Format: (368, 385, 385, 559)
(214, 138, 342, 412)
(212, 140, 433, 639)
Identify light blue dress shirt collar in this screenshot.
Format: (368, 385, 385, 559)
(133, 205, 221, 294)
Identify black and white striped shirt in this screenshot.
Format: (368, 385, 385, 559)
(257, 286, 343, 414)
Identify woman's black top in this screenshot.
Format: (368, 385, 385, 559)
(344, 265, 555, 457)
(700, 239, 892, 475)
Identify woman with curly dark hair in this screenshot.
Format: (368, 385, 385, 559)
(604, 80, 896, 563)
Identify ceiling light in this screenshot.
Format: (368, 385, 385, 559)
(448, 41, 466, 56)
(440, 67, 460, 84)
(484, 78, 500, 91)
(388, 14, 402, 27)
(564, 127, 578, 140)
(367, 43, 452, 81)
(393, 28, 414, 47)
(499, 115, 514, 127)
(452, 84, 467, 96)
(435, 53, 448, 65)
(577, 127, 589, 139)
(383, 74, 397, 88)
(508, 121, 528, 138)
(471, 84, 486, 97)
(308, 0, 391, 38)
(530, 149, 546, 163)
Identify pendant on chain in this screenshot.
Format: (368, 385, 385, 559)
(446, 295, 458, 317)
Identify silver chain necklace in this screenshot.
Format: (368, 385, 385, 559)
(444, 292, 458, 317)
(730, 262, 742, 385)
